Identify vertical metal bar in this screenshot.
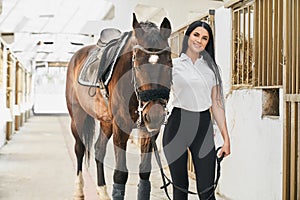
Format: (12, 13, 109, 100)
(296, 2, 300, 199)
(258, 0, 264, 86)
(291, 0, 296, 94)
(237, 10, 241, 84)
(296, 0, 299, 94)
(284, 101, 291, 200)
(232, 11, 235, 85)
(250, 4, 254, 85)
(290, 102, 296, 200)
(283, 0, 290, 199)
(277, 0, 283, 85)
(273, 0, 278, 85)
(242, 8, 246, 84)
(261, 0, 265, 85)
(296, 101, 300, 199)
(288, 1, 293, 94)
(232, 11, 236, 85)
(254, 1, 259, 86)
(267, 0, 272, 86)
(262, 0, 268, 86)
(247, 6, 250, 84)
(287, 0, 291, 94)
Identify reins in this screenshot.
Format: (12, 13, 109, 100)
(150, 137, 224, 200)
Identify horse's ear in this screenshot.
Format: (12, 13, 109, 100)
(160, 17, 172, 40)
(132, 13, 144, 39)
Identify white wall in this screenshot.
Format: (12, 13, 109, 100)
(214, 7, 283, 200)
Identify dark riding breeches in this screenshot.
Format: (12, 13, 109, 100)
(163, 107, 216, 200)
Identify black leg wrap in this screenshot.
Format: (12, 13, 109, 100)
(113, 170, 128, 184)
(112, 183, 125, 200)
(137, 179, 151, 200)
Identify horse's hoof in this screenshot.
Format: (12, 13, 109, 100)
(73, 194, 84, 200)
(97, 185, 111, 200)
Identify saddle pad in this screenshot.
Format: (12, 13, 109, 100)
(78, 48, 102, 87)
(78, 31, 131, 87)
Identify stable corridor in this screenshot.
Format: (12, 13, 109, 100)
(0, 115, 205, 200)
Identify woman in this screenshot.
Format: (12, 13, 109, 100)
(163, 21, 231, 200)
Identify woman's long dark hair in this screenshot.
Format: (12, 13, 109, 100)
(181, 21, 224, 108)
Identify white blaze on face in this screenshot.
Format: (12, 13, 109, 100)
(148, 55, 159, 64)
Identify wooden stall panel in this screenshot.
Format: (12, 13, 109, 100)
(283, 0, 300, 199)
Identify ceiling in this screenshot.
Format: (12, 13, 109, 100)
(0, 0, 228, 68)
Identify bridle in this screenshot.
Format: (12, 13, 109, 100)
(131, 44, 171, 128)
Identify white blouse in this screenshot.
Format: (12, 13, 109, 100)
(169, 53, 217, 112)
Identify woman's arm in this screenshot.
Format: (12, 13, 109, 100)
(211, 85, 231, 157)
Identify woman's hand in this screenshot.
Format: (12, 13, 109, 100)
(218, 140, 230, 158)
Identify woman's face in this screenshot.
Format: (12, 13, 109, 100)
(187, 26, 209, 54)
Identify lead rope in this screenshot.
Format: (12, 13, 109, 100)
(150, 137, 224, 200)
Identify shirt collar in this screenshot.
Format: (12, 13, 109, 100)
(180, 53, 204, 63)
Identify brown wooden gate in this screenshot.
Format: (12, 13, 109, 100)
(283, 0, 300, 199)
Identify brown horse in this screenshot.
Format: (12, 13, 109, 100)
(66, 13, 172, 200)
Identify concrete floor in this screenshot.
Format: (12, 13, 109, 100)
(0, 115, 220, 200)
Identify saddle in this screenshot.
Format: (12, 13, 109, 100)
(78, 28, 131, 88)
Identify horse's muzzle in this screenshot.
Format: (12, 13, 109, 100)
(137, 88, 170, 102)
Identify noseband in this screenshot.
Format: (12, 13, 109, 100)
(131, 44, 171, 127)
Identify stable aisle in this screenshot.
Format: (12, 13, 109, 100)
(0, 115, 179, 200)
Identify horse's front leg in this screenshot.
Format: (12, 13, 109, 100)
(112, 126, 130, 200)
(137, 128, 156, 200)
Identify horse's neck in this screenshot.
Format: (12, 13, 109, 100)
(120, 35, 135, 70)
(125, 34, 136, 55)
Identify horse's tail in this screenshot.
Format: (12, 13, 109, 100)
(82, 114, 95, 165)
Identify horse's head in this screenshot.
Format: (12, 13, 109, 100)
(131, 13, 172, 133)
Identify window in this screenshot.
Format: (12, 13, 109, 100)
(232, 2, 254, 86)
(231, 0, 284, 88)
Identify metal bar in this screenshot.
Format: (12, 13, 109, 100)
(232, 11, 237, 85)
(296, 0, 300, 94)
(267, 0, 272, 86)
(288, 1, 293, 94)
(254, 1, 259, 86)
(286, 0, 292, 94)
(262, 0, 268, 86)
(277, 0, 283, 85)
(290, 102, 296, 199)
(272, 0, 278, 86)
(296, 3, 300, 199)
(237, 10, 241, 84)
(283, 0, 290, 198)
(284, 102, 291, 200)
(291, 0, 296, 94)
(231, 12, 237, 85)
(247, 6, 250, 84)
(242, 8, 245, 84)
(258, 0, 264, 86)
(296, 101, 300, 199)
